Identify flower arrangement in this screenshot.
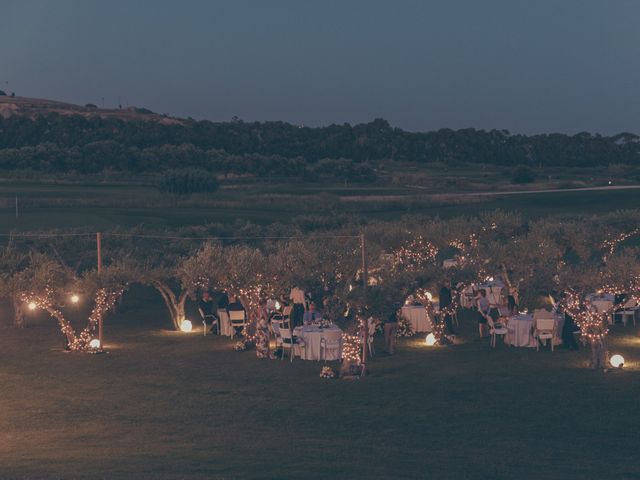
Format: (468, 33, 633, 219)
(318, 318, 333, 328)
(233, 340, 247, 351)
(320, 366, 335, 379)
(396, 315, 415, 337)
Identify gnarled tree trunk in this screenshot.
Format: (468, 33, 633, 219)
(153, 281, 188, 330)
(12, 296, 25, 328)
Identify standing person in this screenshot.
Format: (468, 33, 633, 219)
(476, 289, 490, 338)
(384, 306, 400, 355)
(198, 291, 219, 334)
(289, 286, 307, 328)
(439, 280, 457, 335)
(507, 287, 518, 315)
(255, 299, 270, 358)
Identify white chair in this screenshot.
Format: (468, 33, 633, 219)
(278, 319, 305, 362)
(228, 309, 247, 339)
(320, 331, 342, 362)
(534, 317, 556, 352)
(270, 315, 283, 349)
(487, 317, 508, 348)
(617, 298, 638, 326)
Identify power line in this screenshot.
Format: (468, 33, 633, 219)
(0, 232, 360, 240)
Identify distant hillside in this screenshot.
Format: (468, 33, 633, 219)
(0, 94, 639, 177)
(0, 95, 182, 125)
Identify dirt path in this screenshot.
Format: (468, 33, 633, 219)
(406, 184, 640, 197)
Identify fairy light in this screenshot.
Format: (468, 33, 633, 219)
(392, 236, 438, 271)
(22, 286, 124, 352)
(28, 302, 37, 311)
(341, 333, 361, 364)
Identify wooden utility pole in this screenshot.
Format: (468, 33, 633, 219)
(360, 233, 368, 288)
(360, 233, 368, 377)
(97, 232, 103, 348)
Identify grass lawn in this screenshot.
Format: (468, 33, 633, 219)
(1, 300, 639, 479)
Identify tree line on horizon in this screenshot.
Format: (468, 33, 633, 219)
(0, 114, 638, 176)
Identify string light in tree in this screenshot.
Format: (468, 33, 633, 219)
(341, 333, 361, 364)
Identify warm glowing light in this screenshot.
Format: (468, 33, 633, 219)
(28, 302, 37, 311)
(610, 354, 624, 368)
(89, 339, 101, 349)
(70, 294, 80, 304)
(426, 292, 433, 301)
(275, 300, 281, 310)
(425, 333, 437, 346)
(180, 320, 193, 332)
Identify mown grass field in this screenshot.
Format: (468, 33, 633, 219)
(1, 297, 639, 480)
(1, 180, 640, 231)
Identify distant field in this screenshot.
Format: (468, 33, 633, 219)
(1, 180, 639, 231)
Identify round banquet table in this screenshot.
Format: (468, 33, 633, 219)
(293, 325, 343, 361)
(505, 314, 565, 348)
(505, 314, 536, 347)
(400, 305, 433, 333)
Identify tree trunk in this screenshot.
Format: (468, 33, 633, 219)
(12, 296, 25, 328)
(153, 282, 186, 330)
(590, 338, 608, 370)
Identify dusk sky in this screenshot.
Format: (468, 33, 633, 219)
(2, 0, 639, 134)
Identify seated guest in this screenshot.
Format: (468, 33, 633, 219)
(217, 291, 230, 310)
(303, 302, 322, 324)
(198, 291, 219, 334)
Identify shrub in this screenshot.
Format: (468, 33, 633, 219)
(157, 168, 220, 195)
(511, 165, 535, 184)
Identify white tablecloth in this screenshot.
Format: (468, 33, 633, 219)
(293, 325, 343, 361)
(218, 309, 232, 337)
(401, 305, 432, 333)
(505, 314, 564, 348)
(506, 314, 536, 347)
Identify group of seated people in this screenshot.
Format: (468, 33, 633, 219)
(197, 287, 324, 337)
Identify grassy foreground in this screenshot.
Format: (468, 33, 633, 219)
(1, 301, 640, 480)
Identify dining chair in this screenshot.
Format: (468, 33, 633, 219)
(534, 317, 556, 352)
(487, 317, 508, 348)
(228, 309, 247, 339)
(278, 318, 305, 362)
(320, 331, 342, 363)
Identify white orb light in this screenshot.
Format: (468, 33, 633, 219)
(426, 292, 433, 301)
(180, 319, 193, 332)
(425, 333, 437, 346)
(70, 294, 80, 304)
(27, 302, 37, 311)
(610, 354, 624, 369)
(89, 338, 101, 349)
(275, 300, 281, 310)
